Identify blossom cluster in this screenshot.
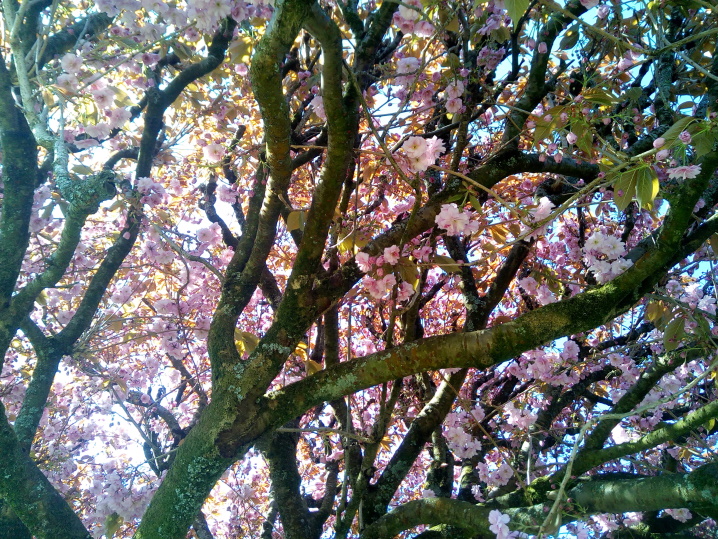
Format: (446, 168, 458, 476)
(653, 132, 702, 181)
(392, 0, 435, 35)
(402, 135, 446, 173)
(474, 1, 509, 35)
(663, 508, 692, 522)
(476, 46, 506, 71)
(443, 79, 464, 114)
(203, 143, 226, 163)
(524, 196, 555, 240)
(583, 230, 633, 284)
(488, 510, 518, 539)
(503, 401, 537, 429)
(359, 245, 414, 301)
(310, 94, 326, 120)
(516, 276, 557, 306)
(477, 461, 514, 488)
(435, 203, 479, 236)
(666, 164, 701, 180)
(507, 345, 584, 387)
(443, 411, 482, 459)
(135, 176, 167, 208)
(666, 280, 716, 315)
(395, 56, 421, 88)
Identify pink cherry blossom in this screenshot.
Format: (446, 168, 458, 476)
(310, 95, 326, 120)
(56, 74, 79, 93)
(667, 164, 701, 180)
(397, 281, 414, 302)
(446, 97, 463, 114)
(531, 197, 555, 222)
(203, 143, 226, 163)
(404, 136, 426, 158)
(664, 508, 692, 522)
(435, 203, 478, 236)
(445, 80, 464, 99)
(397, 0, 421, 21)
(108, 108, 132, 129)
(403, 135, 445, 172)
(396, 56, 420, 75)
(356, 252, 372, 272)
(92, 87, 116, 109)
(383, 245, 400, 265)
(363, 274, 396, 300)
(60, 53, 83, 74)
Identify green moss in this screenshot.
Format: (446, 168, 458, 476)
(688, 463, 718, 501)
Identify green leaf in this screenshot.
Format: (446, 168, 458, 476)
(572, 120, 594, 155)
(620, 87, 643, 102)
(559, 24, 580, 50)
(635, 166, 659, 210)
(546, 277, 563, 294)
(104, 512, 124, 538)
(533, 106, 565, 145)
(695, 310, 712, 339)
(645, 300, 666, 326)
(171, 40, 196, 61)
(490, 26, 512, 43)
(690, 123, 718, 158)
(234, 330, 260, 355)
(582, 88, 619, 106)
(612, 167, 641, 211)
(490, 224, 509, 244)
(398, 259, 420, 287)
(444, 15, 460, 33)
(286, 210, 306, 232)
(110, 36, 140, 50)
(709, 233, 718, 257)
(505, 0, 531, 28)
(337, 230, 368, 254)
(663, 316, 685, 352)
(662, 116, 695, 146)
(434, 255, 462, 273)
(227, 35, 253, 64)
(337, 234, 354, 254)
(72, 165, 95, 175)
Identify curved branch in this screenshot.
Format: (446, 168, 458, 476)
(361, 463, 718, 539)
(359, 497, 492, 539)
(0, 410, 92, 539)
(37, 13, 112, 68)
(565, 462, 718, 519)
(257, 163, 717, 451)
(261, 425, 316, 539)
(208, 1, 313, 384)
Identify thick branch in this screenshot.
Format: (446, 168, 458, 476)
(37, 14, 113, 68)
(259, 163, 716, 451)
(361, 463, 718, 539)
(262, 426, 316, 539)
(566, 463, 718, 518)
(0, 409, 91, 539)
(209, 2, 313, 385)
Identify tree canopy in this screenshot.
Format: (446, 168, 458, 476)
(1, 0, 718, 537)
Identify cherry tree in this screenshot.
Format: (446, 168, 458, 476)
(1, 0, 718, 537)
